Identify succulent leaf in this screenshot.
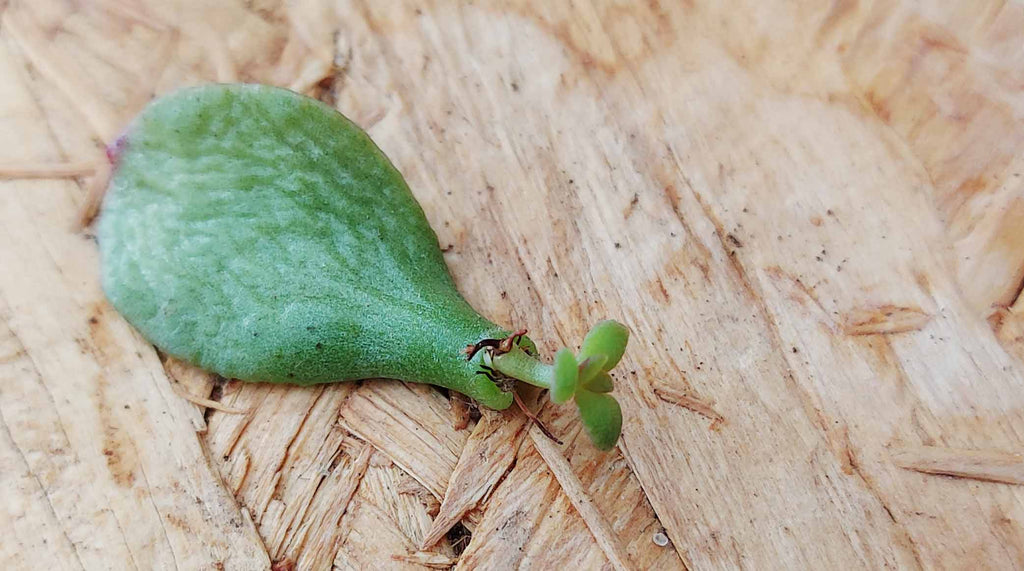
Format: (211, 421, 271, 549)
(575, 389, 623, 451)
(551, 348, 579, 404)
(582, 371, 614, 393)
(577, 320, 629, 371)
(577, 354, 607, 384)
(98, 84, 516, 408)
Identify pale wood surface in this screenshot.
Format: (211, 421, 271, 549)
(2, 1, 1023, 569)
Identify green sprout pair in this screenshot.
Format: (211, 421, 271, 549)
(485, 320, 628, 450)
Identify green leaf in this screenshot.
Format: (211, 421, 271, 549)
(577, 320, 629, 371)
(582, 371, 613, 393)
(550, 348, 578, 404)
(575, 389, 622, 451)
(577, 354, 607, 384)
(98, 84, 514, 409)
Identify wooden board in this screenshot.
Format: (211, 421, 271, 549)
(2, 1, 1023, 569)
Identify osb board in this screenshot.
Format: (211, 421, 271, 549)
(2, 1, 1023, 569)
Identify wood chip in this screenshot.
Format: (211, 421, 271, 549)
(391, 552, 458, 569)
(76, 161, 112, 229)
(170, 381, 249, 414)
(449, 393, 472, 431)
(0, 162, 98, 179)
(530, 427, 635, 571)
(160, 355, 220, 430)
(891, 446, 1024, 485)
(340, 382, 469, 499)
(420, 408, 530, 549)
(842, 305, 931, 335)
(653, 384, 726, 427)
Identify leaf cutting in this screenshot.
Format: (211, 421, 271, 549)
(98, 84, 628, 450)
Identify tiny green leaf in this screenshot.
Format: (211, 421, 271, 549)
(575, 389, 623, 451)
(577, 320, 629, 371)
(582, 371, 613, 393)
(577, 354, 607, 384)
(517, 336, 539, 356)
(551, 348, 578, 404)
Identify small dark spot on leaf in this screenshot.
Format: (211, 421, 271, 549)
(726, 234, 742, 248)
(287, 372, 296, 378)
(614, 242, 621, 249)
(315, 342, 323, 350)
(88, 316, 99, 325)
(306, 326, 316, 331)
(511, 82, 519, 91)
(792, 347, 798, 353)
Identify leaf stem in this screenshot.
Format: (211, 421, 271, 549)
(490, 346, 553, 389)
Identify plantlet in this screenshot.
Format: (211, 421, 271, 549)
(98, 84, 627, 450)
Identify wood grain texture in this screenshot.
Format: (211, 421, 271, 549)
(2, 0, 1024, 569)
(892, 446, 1024, 485)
